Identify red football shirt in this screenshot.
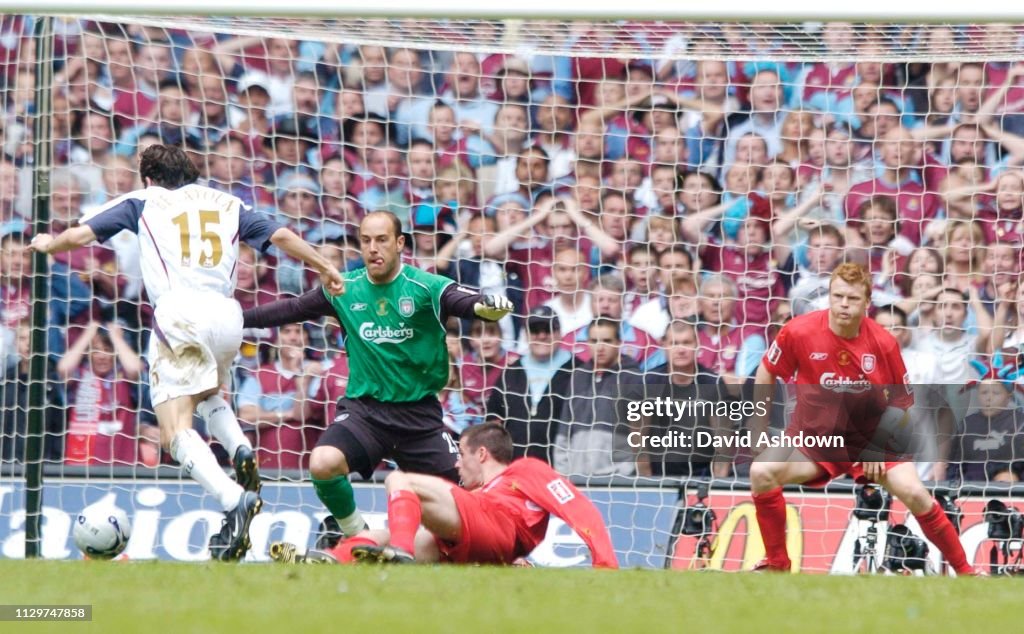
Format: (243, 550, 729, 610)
(477, 462, 552, 555)
(762, 309, 913, 444)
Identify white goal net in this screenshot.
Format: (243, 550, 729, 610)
(1, 14, 1023, 572)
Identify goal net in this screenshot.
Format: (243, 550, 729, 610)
(2, 13, 1023, 572)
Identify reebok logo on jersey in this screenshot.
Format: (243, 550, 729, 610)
(350, 303, 367, 311)
(455, 286, 476, 295)
(358, 322, 415, 344)
(809, 352, 828, 361)
(546, 479, 575, 504)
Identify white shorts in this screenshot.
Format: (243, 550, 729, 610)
(147, 289, 243, 406)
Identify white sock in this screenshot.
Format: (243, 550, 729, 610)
(196, 395, 250, 458)
(171, 429, 242, 511)
(339, 511, 366, 536)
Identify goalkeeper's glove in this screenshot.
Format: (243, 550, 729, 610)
(474, 294, 514, 321)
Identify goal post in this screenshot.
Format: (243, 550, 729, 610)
(7, 1, 1024, 21)
(3, 8, 1024, 571)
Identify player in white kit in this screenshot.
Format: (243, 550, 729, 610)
(31, 145, 344, 561)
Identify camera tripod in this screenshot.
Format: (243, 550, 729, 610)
(851, 485, 890, 574)
(664, 483, 717, 570)
(852, 518, 884, 574)
(989, 539, 1024, 575)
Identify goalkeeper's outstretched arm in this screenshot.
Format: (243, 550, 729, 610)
(438, 284, 513, 323)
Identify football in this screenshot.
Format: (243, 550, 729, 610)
(73, 503, 132, 560)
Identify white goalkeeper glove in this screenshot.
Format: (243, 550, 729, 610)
(474, 295, 514, 321)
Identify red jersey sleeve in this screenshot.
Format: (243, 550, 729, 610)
(762, 321, 798, 379)
(881, 336, 914, 410)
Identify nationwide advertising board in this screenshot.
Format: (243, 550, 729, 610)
(1, 479, 1018, 572)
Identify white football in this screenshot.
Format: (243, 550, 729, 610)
(73, 503, 132, 559)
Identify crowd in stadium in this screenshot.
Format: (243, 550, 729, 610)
(1, 18, 1024, 484)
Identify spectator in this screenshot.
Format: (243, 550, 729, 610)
(562, 274, 657, 365)
(677, 170, 723, 216)
(405, 139, 437, 205)
(977, 241, 1021, 315)
(990, 274, 1024, 353)
(230, 71, 273, 137)
(485, 196, 613, 311)
(69, 109, 118, 201)
(57, 320, 144, 466)
(874, 304, 944, 478)
(531, 93, 576, 180)
(948, 379, 1024, 483)
(0, 159, 26, 234)
(460, 319, 518, 419)
(237, 323, 324, 471)
(485, 306, 574, 463)
(681, 197, 784, 326)
(1, 321, 65, 463)
(630, 246, 699, 339)
(843, 127, 941, 245)
(623, 244, 660, 322)
(0, 231, 30, 364)
(939, 219, 985, 294)
(426, 101, 469, 170)
(693, 274, 767, 384)
(440, 345, 485, 437)
(816, 123, 874, 218)
(435, 213, 513, 332)
(104, 35, 156, 128)
(474, 103, 530, 194)
(543, 246, 593, 336)
(642, 320, 726, 477)
(637, 162, 682, 215)
(207, 133, 257, 206)
(316, 351, 350, 425)
(911, 287, 992, 450)
(846, 195, 915, 280)
(273, 169, 337, 248)
(789, 223, 845, 315)
(262, 116, 319, 181)
(554, 317, 642, 477)
(722, 68, 786, 167)
(356, 143, 410, 217)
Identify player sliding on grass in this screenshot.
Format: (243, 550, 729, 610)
(30, 145, 344, 561)
(269, 423, 618, 567)
(243, 211, 514, 548)
(748, 263, 974, 575)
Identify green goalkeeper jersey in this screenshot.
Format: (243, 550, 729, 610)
(323, 264, 466, 403)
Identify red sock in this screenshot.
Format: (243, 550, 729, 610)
(753, 488, 791, 569)
(915, 501, 971, 574)
(329, 536, 380, 563)
(387, 490, 421, 555)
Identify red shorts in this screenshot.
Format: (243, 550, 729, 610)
(436, 485, 520, 565)
(800, 452, 904, 488)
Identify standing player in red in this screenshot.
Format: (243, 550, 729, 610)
(749, 263, 973, 575)
(270, 423, 618, 568)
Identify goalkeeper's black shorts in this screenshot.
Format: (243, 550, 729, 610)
(317, 395, 459, 482)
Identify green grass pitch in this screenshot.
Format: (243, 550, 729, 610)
(0, 560, 1019, 633)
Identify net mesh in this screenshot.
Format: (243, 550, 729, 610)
(0, 14, 1022, 570)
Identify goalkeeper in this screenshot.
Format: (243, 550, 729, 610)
(243, 211, 514, 546)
